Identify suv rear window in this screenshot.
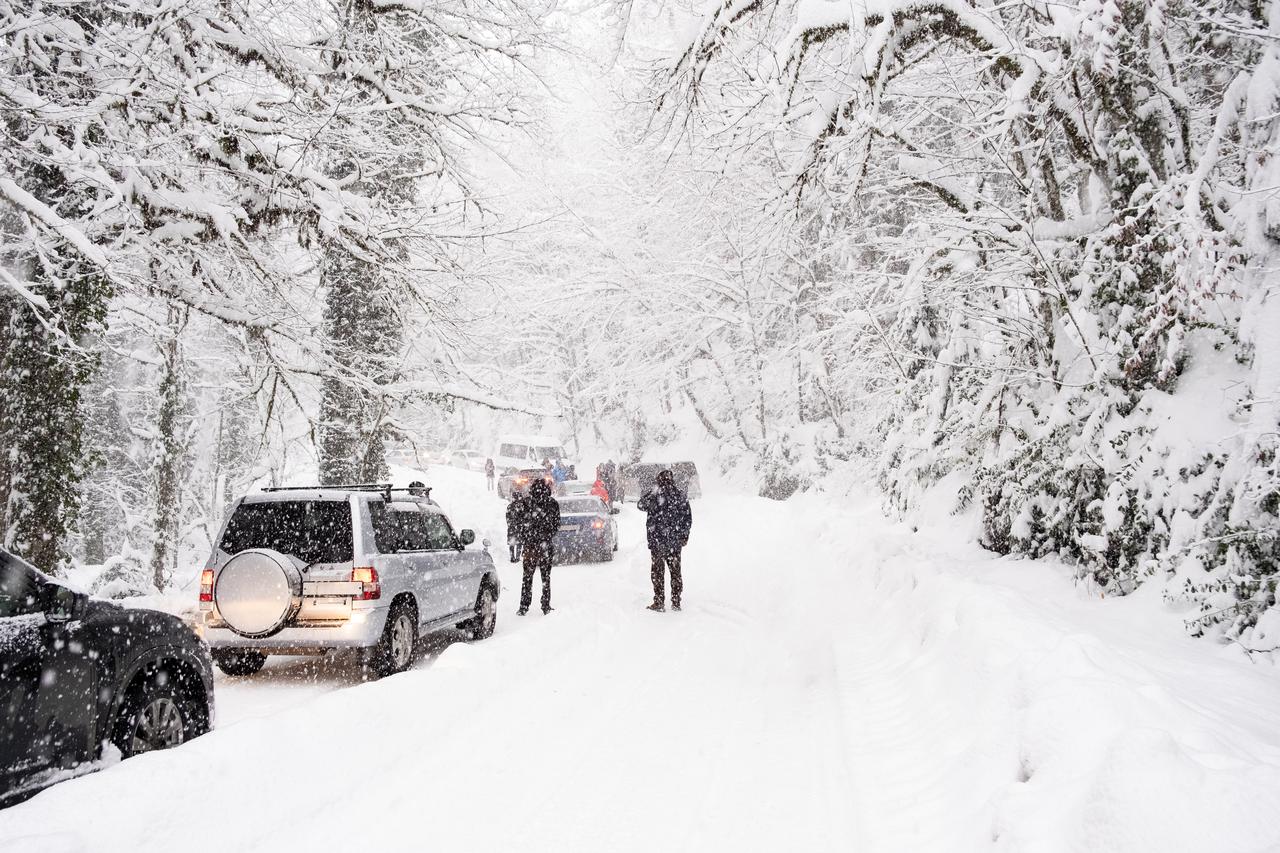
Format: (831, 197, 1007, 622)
(219, 500, 354, 564)
(500, 443, 529, 459)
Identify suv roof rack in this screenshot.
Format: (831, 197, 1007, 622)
(263, 483, 395, 501)
(260, 483, 436, 504)
(389, 486, 434, 503)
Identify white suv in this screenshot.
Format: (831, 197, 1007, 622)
(198, 484, 500, 678)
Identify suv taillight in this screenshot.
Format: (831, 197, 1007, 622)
(199, 569, 214, 603)
(352, 567, 380, 600)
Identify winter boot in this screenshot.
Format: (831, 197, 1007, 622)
(517, 606, 528, 616)
(646, 602, 665, 612)
(671, 601, 681, 612)
(542, 606, 554, 615)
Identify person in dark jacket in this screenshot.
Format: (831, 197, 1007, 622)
(505, 490, 527, 563)
(517, 478, 561, 615)
(602, 459, 619, 503)
(637, 469, 693, 612)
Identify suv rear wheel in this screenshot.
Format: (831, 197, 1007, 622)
(365, 602, 417, 678)
(212, 649, 267, 677)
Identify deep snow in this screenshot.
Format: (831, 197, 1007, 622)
(3, 468, 1280, 852)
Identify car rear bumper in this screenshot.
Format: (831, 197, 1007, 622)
(553, 531, 611, 556)
(201, 606, 387, 653)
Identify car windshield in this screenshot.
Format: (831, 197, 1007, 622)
(535, 446, 565, 460)
(218, 500, 354, 564)
(558, 498, 604, 514)
(0, 553, 42, 618)
(500, 443, 529, 458)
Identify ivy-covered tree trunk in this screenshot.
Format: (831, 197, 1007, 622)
(0, 232, 108, 572)
(317, 254, 400, 485)
(149, 302, 190, 591)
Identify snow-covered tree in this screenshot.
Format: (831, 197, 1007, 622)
(635, 0, 1280, 633)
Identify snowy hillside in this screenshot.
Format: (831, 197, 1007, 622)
(4, 472, 1280, 851)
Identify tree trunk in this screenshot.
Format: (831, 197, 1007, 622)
(150, 302, 188, 591)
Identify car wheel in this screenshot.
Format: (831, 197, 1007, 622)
(212, 649, 267, 677)
(114, 671, 207, 759)
(470, 586, 497, 640)
(366, 603, 417, 678)
(602, 548, 615, 562)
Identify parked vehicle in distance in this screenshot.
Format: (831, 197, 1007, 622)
(449, 449, 486, 472)
(552, 496, 618, 563)
(1, 547, 214, 806)
(199, 484, 500, 679)
(497, 467, 554, 500)
(384, 444, 447, 469)
(493, 434, 573, 472)
(621, 461, 703, 501)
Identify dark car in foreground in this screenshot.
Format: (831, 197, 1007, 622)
(553, 496, 618, 563)
(0, 548, 213, 807)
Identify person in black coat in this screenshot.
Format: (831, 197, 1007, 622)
(517, 478, 561, 615)
(602, 459, 620, 506)
(505, 490, 527, 563)
(637, 469, 693, 612)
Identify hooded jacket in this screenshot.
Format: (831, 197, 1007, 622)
(506, 493, 527, 539)
(637, 484, 692, 556)
(518, 480, 561, 546)
(591, 480, 610, 503)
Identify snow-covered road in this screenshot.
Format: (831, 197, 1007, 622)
(4, 471, 1280, 852)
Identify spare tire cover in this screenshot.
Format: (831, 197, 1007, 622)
(215, 549, 302, 638)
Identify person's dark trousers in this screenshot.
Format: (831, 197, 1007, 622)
(521, 542, 553, 612)
(650, 550, 683, 606)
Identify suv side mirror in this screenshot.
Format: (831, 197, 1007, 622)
(43, 583, 86, 623)
(457, 529, 476, 547)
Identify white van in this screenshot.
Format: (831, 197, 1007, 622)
(493, 434, 572, 472)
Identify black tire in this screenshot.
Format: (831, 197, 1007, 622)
(470, 585, 497, 640)
(365, 602, 417, 678)
(212, 649, 267, 677)
(113, 669, 208, 759)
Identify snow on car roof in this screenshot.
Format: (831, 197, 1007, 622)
(556, 496, 606, 513)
